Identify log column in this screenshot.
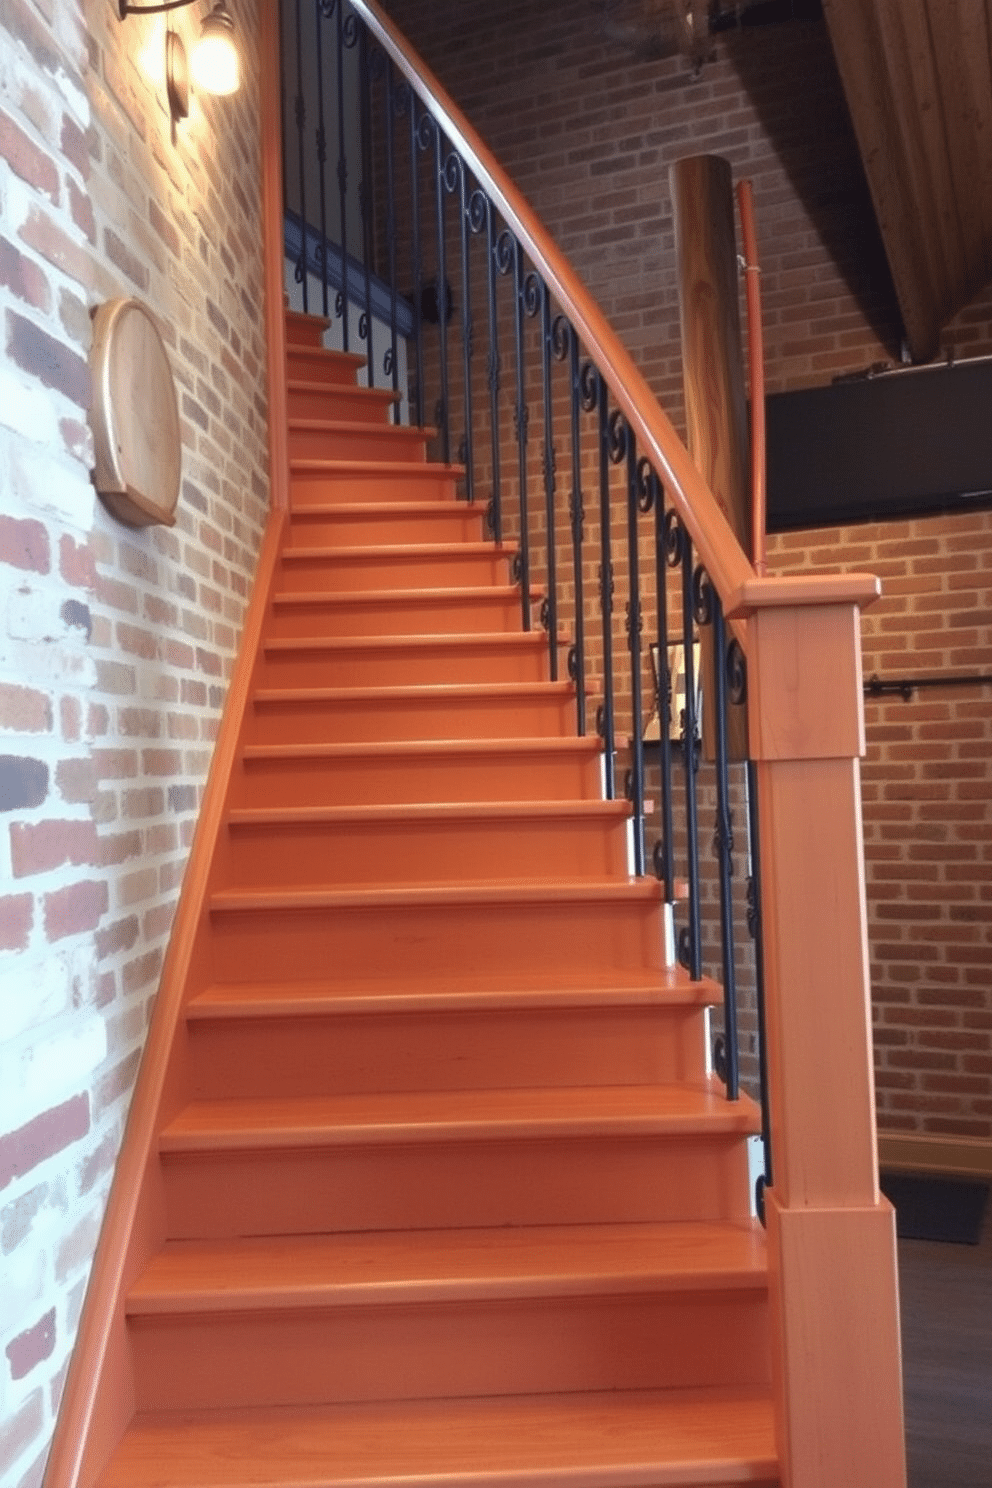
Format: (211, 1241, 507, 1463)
(730, 572, 907, 1488)
(670, 154, 751, 758)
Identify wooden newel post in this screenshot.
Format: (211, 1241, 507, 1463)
(729, 573, 907, 1488)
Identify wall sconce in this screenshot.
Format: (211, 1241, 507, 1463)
(118, 0, 241, 123)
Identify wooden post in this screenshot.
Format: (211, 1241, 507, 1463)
(729, 572, 907, 1488)
(670, 154, 751, 759)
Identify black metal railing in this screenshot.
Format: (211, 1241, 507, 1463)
(278, 0, 773, 1195)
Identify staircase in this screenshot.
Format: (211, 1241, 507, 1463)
(91, 310, 776, 1488)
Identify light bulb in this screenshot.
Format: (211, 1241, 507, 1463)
(191, 2, 240, 96)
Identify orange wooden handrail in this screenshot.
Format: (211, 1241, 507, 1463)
(349, 0, 755, 608)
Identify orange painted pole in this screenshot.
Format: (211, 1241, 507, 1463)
(736, 180, 767, 577)
(670, 154, 751, 760)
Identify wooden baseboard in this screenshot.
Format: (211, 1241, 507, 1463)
(878, 1131, 992, 1181)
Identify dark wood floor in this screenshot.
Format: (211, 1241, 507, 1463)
(898, 1198, 992, 1487)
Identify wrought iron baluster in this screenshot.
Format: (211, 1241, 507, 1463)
(280, 1, 289, 253)
(595, 372, 616, 800)
(696, 572, 739, 1100)
(314, 0, 331, 317)
(383, 62, 400, 412)
(293, 0, 308, 311)
(408, 94, 424, 427)
(651, 478, 675, 910)
(473, 194, 503, 543)
(624, 428, 646, 876)
(452, 156, 475, 503)
(745, 754, 773, 1215)
(669, 515, 701, 979)
(334, 0, 350, 346)
(432, 122, 450, 463)
(358, 27, 375, 384)
(508, 234, 531, 632)
(526, 274, 557, 680)
(554, 316, 584, 733)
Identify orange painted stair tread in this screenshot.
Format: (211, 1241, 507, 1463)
(97, 1390, 777, 1487)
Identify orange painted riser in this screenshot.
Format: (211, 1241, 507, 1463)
(287, 381, 400, 424)
(287, 421, 430, 463)
(283, 502, 487, 546)
(127, 1286, 769, 1412)
(277, 545, 513, 592)
(230, 738, 606, 808)
(184, 1002, 711, 1099)
(205, 886, 667, 983)
(284, 310, 330, 349)
(286, 345, 368, 385)
(93, 1389, 778, 1488)
(246, 684, 581, 746)
(290, 470, 465, 509)
(160, 1120, 757, 1237)
(255, 634, 551, 689)
(267, 586, 531, 638)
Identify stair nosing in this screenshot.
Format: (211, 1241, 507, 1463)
(208, 878, 661, 915)
(288, 418, 434, 437)
(251, 680, 577, 706)
(280, 541, 506, 560)
(272, 584, 527, 606)
(240, 736, 603, 761)
(261, 632, 548, 656)
(287, 378, 399, 399)
(291, 458, 465, 477)
(225, 800, 631, 828)
(160, 1082, 761, 1154)
(187, 971, 720, 1020)
(126, 1221, 768, 1316)
(287, 501, 477, 517)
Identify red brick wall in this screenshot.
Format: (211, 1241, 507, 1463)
(382, 0, 992, 1144)
(0, 0, 268, 1480)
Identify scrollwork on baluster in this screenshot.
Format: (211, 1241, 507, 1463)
(579, 359, 600, 413)
(606, 406, 628, 465)
(636, 456, 659, 514)
(726, 637, 747, 705)
(550, 313, 572, 363)
(692, 563, 714, 629)
(521, 269, 543, 320)
(663, 507, 685, 568)
(494, 226, 516, 278)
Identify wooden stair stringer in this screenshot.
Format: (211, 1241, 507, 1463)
(41, 511, 290, 1488)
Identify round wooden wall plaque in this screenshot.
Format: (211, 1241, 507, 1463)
(90, 298, 182, 527)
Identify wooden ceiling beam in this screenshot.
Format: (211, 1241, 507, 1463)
(823, 0, 992, 361)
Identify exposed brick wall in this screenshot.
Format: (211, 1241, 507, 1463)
(381, 0, 992, 1143)
(0, 0, 268, 1480)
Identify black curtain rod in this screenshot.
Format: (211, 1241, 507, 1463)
(864, 672, 992, 701)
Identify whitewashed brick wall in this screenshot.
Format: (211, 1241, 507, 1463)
(0, 0, 268, 1482)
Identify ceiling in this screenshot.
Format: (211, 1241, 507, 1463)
(822, 0, 992, 361)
